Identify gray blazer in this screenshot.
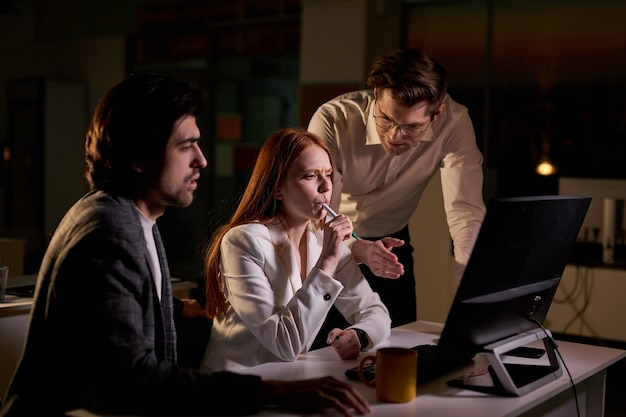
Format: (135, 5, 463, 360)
(2, 191, 261, 416)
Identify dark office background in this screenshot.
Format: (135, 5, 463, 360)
(1, 0, 625, 282)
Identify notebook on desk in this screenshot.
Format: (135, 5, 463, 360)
(346, 195, 592, 395)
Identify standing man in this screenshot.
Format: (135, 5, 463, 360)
(1, 73, 370, 417)
(308, 48, 486, 328)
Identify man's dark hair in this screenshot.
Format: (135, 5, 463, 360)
(85, 72, 205, 194)
(367, 48, 450, 115)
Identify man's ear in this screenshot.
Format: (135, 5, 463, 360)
(431, 102, 446, 122)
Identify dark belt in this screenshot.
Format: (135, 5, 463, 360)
(361, 224, 411, 243)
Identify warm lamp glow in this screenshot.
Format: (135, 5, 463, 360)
(536, 131, 557, 176)
(536, 160, 557, 176)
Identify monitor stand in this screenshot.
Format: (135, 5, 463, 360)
(448, 328, 563, 396)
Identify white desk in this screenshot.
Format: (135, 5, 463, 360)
(236, 321, 625, 417)
(57, 321, 626, 417)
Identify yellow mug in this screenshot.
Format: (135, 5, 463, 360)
(358, 347, 418, 403)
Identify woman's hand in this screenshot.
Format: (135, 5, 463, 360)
(316, 214, 355, 275)
(327, 328, 361, 360)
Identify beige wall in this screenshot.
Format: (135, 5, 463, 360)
(409, 171, 458, 323)
(546, 265, 626, 342)
(300, 0, 368, 84)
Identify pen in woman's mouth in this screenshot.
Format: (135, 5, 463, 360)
(321, 203, 360, 240)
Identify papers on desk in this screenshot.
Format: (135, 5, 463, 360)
(0, 294, 33, 308)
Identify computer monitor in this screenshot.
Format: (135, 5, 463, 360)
(438, 195, 591, 395)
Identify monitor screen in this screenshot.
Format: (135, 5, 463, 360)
(436, 195, 592, 362)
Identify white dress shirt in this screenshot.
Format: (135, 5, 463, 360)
(201, 220, 391, 371)
(138, 209, 161, 300)
(307, 90, 487, 276)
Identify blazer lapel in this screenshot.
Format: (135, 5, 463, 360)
(267, 221, 302, 295)
(306, 223, 323, 277)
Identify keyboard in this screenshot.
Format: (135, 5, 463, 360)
(345, 344, 453, 384)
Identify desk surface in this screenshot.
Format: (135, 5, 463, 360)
(65, 322, 626, 417)
(0, 275, 198, 314)
(0, 275, 37, 314)
(236, 321, 626, 417)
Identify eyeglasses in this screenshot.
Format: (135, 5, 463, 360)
(373, 106, 429, 139)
